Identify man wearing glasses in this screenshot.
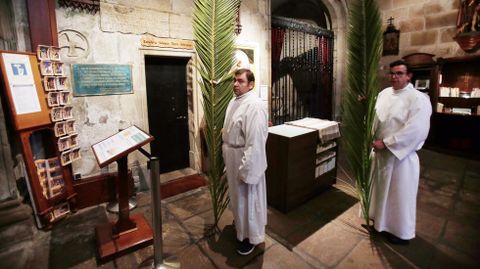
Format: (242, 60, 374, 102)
(369, 60, 432, 245)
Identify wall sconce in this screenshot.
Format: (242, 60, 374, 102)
(382, 17, 400, 56)
(235, 1, 242, 35)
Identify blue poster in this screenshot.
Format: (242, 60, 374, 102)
(72, 64, 133, 96)
(11, 63, 28, 76)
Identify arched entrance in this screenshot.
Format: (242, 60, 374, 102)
(271, 16, 334, 124)
(271, 0, 348, 121)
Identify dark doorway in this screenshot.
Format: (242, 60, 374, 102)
(271, 17, 334, 125)
(145, 56, 190, 173)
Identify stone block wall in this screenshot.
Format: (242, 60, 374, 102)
(378, 0, 480, 86)
(379, 0, 463, 58)
(55, 0, 270, 179)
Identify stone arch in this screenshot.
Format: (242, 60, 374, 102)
(272, 0, 348, 119)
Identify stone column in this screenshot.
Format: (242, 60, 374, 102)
(0, 3, 36, 265)
(0, 93, 32, 227)
(0, 82, 34, 269)
(0, 0, 33, 224)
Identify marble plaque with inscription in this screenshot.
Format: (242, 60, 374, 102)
(72, 64, 133, 96)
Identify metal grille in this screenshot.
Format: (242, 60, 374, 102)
(271, 17, 334, 125)
(58, 0, 100, 14)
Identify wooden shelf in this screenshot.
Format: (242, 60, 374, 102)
(406, 54, 480, 159)
(438, 97, 480, 108)
(315, 151, 336, 164)
(316, 141, 336, 154)
(266, 124, 337, 213)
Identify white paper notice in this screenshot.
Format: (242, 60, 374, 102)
(259, 85, 268, 101)
(2, 53, 41, 115)
(92, 126, 150, 165)
(10, 85, 42, 114)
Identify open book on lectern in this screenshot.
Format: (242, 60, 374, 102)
(91, 125, 154, 168)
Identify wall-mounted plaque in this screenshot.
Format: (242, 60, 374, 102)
(72, 64, 133, 96)
(140, 36, 194, 50)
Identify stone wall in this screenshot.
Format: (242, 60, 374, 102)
(378, 0, 480, 82)
(55, 0, 270, 180)
(42, 0, 480, 179)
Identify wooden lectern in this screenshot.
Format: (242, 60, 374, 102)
(91, 126, 154, 262)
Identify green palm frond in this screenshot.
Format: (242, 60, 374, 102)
(193, 0, 240, 227)
(341, 0, 382, 226)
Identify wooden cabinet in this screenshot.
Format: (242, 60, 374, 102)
(436, 55, 480, 115)
(403, 54, 480, 159)
(20, 127, 77, 228)
(432, 55, 480, 158)
(266, 124, 337, 213)
(403, 53, 438, 111)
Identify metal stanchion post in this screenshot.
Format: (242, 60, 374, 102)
(149, 157, 180, 269)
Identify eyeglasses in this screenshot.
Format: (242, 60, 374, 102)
(233, 78, 248, 84)
(389, 71, 407, 76)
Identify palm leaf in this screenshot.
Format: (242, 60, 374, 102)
(192, 0, 240, 227)
(341, 0, 382, 226)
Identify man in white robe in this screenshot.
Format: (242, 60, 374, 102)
(369, 60, 432, 244)
(222, 68, 268, 255)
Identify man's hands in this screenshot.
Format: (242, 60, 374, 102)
(372, 139, 386, 151)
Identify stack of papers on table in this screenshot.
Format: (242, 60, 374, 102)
(285, 117, 340, 143)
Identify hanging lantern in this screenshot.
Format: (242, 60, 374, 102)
(382, 17, 400, 56)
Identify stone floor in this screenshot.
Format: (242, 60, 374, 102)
(1, 149, 479, 268)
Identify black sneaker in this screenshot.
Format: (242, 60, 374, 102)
(383, 232, 409, 245)
(237, 239, 255, 255)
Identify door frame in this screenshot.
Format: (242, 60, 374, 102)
(138, 48, 202, 172)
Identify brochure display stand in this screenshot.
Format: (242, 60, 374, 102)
(266, 118, 340, 212)
(92, 125, 154, 262)
(0, 50, 77, 228)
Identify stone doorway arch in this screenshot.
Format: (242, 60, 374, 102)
(271, 0, 348, 119)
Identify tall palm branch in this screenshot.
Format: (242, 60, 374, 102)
(192, 0, 239, 227)
(341, 0, 382, 227)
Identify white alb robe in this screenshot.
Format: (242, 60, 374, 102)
(222, 90, 268, 245)
(369, 83, 432, 240)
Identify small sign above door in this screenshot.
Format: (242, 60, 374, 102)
(141, 36, 194, 50)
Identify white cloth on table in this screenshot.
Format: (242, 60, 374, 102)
(286, 117, 340, 143)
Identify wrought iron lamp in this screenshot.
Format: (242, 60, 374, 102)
(382, 17, 400, 56)
(235, 1, 242, 35)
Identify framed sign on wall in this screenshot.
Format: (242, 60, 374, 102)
(71, 64, 133, 96)
(0, 51, 51, 130)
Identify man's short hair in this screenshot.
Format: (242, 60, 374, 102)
(389, 60, 410, 73)
(235, 68, 255, 83)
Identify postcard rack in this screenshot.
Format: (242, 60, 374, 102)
(0, 49, 77, 228)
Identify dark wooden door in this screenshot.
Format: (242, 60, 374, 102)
(145, 56, 190, 173)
